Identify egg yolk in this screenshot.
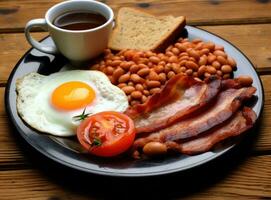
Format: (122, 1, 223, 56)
(51, 81, 96, 111)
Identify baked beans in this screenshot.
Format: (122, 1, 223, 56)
(91, 37, 238, 105)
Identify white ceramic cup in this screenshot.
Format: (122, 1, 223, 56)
(25, 0, 114, 62)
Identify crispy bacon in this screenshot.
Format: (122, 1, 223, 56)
(221, 79, 244, 90)
(125, 75, 221, 134)
(132, 86, 256, 151)
(166, 107, 257, 155)
(221, 76, 253, 90)
(160, 87, 256, 141)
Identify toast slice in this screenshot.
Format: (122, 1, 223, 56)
(108, 7, 186, 52)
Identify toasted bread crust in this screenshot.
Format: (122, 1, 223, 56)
(152, 16, 186, 52)
(108, 7, 186, 52)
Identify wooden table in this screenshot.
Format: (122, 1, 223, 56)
(1, 0, 271, 199)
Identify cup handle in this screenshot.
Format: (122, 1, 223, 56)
(25, 19, 58, 54)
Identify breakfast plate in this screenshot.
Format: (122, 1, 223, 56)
(5, 26, 264, 177)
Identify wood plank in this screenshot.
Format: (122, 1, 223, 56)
(0, 75, 271, 166)
(0, 155, 270, 199)
(183, 155, 271, 199)
(0, 169, 90, 200)
(0, 0, 271, 32)
(1, 24, 271, 84)
(255, 75, 271, 153)
(0, 87, 31, 166)
(0, 32, 47, 84)
(200, 24, 271, 73)
(0, 0, 62, 33)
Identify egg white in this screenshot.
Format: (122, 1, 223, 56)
(16, 70, 129, 136)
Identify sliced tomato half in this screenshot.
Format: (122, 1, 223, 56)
(77, 111, 135, 157)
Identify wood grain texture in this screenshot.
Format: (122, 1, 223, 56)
(0, 0, 271, 32)
(0, 32, 47, 84)
(0, 169, 89, 200)
(256, 75, 271, 153)
(0, 24, 271, 84)
(1, 0, 271, 199)
(0, 75, 271, 166)
(0, 155, 270, 199)
(184, 156, 271, 199)
(0, 88, 28, 166)
(199, 24, 271, 73)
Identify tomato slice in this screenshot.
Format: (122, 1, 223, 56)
(77, 111, 135, 157)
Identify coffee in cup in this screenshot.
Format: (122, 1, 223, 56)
(25, 0, 114, 62)
(53, 10, 107, 30)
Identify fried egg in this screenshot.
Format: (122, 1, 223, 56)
(16, 70, 128, 136)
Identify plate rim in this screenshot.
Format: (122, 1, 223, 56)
(4, 25, 265, 177)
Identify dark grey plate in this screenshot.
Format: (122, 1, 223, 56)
(5, 26, 264, 177)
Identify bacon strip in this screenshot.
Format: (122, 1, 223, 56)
(160, 87, 256, 141)
(222, 76, 253, 90)
(126, 75, 221, 134)
(166, 107, 257, 155)
(132, 86, 256, 151)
